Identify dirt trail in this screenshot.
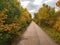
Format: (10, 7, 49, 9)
(17, 21, 58, 45)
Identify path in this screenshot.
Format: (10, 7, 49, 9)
(17, 21, 58, 45)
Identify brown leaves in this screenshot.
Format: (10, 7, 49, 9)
(56, 0, 60, 7)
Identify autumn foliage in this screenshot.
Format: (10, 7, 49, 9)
(34, 4, 60, 30)
(56, 0, 60, 7)
(33, 4, 60, 44)
(0, 0, 32, 45)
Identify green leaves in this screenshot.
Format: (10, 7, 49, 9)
(0, 0, 22, 24)
(0, 0, 32, 45)
(34, 4, 56, 27)
(34, 4, 60, 45)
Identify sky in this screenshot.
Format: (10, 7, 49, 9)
(20, 0, 59, 17)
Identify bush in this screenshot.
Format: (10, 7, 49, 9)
(0, 9, 31, 45)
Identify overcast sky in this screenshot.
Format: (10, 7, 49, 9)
(20, 0, 59, 17)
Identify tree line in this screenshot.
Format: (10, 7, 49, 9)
(0, 0, 60, 45)
(33, 4, 60, 44)
(0, 0, 32, 45)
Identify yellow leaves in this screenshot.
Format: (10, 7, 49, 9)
(0, 23, 20, 34)
(0, 9, 21, 34)
(54, 17, 60, 31)
(0, 7, 31, 36)
(23, 11, 29, 16)
(2, 8, 8, 13)
(0, 9, 8, 24)
(48, 20, 54, 26)
(20, 16, 26, 23)
(39, 13, 49, 20)
(0, 1, 32, 44)
(0, 12, 7, 19)
(4, 24, 10, 32)
(37, 6, 50, 20)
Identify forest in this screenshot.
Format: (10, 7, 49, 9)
(0, 0, 60, 45)
(0, 0, 32, 45)
(34, 2, 60, 45)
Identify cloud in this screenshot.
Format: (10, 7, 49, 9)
(20, 0, 58, 15)
(42, 0, 47, 3)
(29, 10, 35, 18)
(20, 0, 35, 2)
(20, 1, 29, 8)
(26, 2, 39, 10)
(44, 0, 59, 12)
(33, 0, 42, 5)
(44, 0, 58, 7)
(55, 6, 60, 11)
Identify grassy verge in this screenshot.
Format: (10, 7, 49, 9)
(42, 27, 60, 45)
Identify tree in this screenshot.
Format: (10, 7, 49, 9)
(34, 4, 55, 27)
(0, 0, 32, 45)
(0, 0, 23, 24)
(56, 0, 60, 7)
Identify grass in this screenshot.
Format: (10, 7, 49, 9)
(42, 27, 60, 45)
